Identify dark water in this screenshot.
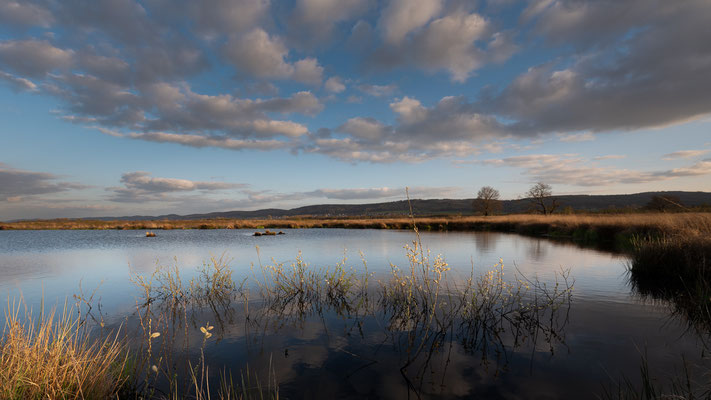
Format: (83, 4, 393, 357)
(0, 229, 706, 398)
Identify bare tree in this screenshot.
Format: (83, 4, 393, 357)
(525, 182, 559, 215)
(474, 186, 502, 216)
(645, 195, 685, 212)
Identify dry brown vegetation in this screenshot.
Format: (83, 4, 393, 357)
(2, 213, 710, 242)
(0, 301, 127, 399)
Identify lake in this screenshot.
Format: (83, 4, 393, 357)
(0, 228, 706, 399)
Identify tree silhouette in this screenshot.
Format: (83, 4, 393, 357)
(474, 186, 502, 216)
(645, 195, 684, 212)
(525, 182, 558, 215)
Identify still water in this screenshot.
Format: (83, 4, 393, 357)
(0, 229, 705, 398)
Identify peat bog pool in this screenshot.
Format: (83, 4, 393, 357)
(0, 228, 707, 399)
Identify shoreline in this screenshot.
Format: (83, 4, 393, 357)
(2, 212, 709, 244)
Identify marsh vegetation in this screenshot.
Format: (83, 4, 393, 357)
(1, 231, 574, 398)
(2, 217, 711, 398)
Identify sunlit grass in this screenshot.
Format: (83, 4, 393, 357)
(0, 300, 127, 400)
(3, 213, 710, 239)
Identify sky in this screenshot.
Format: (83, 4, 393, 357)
(1, 0, 710, 220)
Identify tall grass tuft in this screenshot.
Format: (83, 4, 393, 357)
(628, 233, 711, 336)
(0, 300, 127, 399)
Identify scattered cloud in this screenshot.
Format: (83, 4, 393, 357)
(0, 0, 708, 217)
(108, 171, 245, 202)
(378, 0, 443, 44)
(346, 95, 363, 103)
(481, 1, 711, 135)
(0, 163, 87, 201)
(289, 0, 371, 45)
(325, 77, 346, 93)
(662, 150, 710, 160)
(58, 82, 322, 143)
(559, 132, 594, 142)
(223, 28, 324, 84)
(0, 40, 73, 77)
(593, 155, 626, 161)
(357, 83, 397, 97)
(0, 70, 38, 92)
(306, 95, 507, 162)
(371, 10, 517, 82)
(126, 132, 289, 151)
(0, 0, 54, 28)
(479, 154, 711, 187)
(189, 0, 269, 37)
(659, 159, 711, 178)
(305, 185, 459, 200)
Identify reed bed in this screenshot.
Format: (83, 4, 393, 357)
(119, 237, 573, 398)
(3, 213, 710, 239)
(0, 297, 278, 400)
(0, 301, 127, 399)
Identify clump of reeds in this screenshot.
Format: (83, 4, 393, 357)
(629, 234, 711, 283)
(0, 300, 127, 399)
(131, 254, 237, 311)
(379, 241, 451, 331)
(628, 233, 711, 335)
(254, 251, 371, 319)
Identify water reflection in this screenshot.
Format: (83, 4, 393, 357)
(473, 231, 499, 254)
(526, 238, 548, 262)
(1, 229, 708, 398)
(109, 242, 576, 398)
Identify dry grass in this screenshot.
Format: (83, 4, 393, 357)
(0, 301, 127, 400)
(3, 213, 711, 238)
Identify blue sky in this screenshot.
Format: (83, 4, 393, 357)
(1, 0, 710, 220)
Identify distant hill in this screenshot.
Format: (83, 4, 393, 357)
(89, 191, 711, 221)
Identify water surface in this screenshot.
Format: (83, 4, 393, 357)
(0, 229, 704, 398)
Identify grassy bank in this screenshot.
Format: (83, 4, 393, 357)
(3, 213, 710, 244)
(4, 213, 710, 296)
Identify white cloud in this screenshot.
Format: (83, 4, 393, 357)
(109, 171, 244, 202)
(121, 171, 239, 192)
(190, 0, 269, 36)
(290, 0, 370, 44)
(127, 132, 290, 151)
(660, 159, 711, 178)
(0, 70, 37, 92)
(325, 77, 346, 93)
(411, 11, 489, 82)
(224, 29, 293, 78)
(662, 150, 710, 160)
(292, 58, 324, 85)
(370, 11, 517, 82)
(338, 117, 391, 142)
(306, 95, 508, 162)
(306, 187, 400, 200)
(305, 185, 459, 200)
(390, 96, 427, 124)
(0, 163, 87, 201)
(223, 28, 324, 84)
(559, 132, 594, 142)
(378, 0, 443, 44)
(593, 155, 626, 161)
(357, 83, 397, 97)
(0, 40, 73, 77)
(479, 154, 711, 187)
(0, 0, 54, 28)
(483, 1, 711, 135)
(294, 0, 369, 25)
(138, 84, 319, 138)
